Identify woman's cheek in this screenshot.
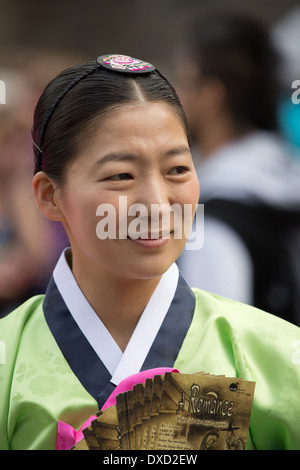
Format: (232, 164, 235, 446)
(179, 177, 200, 210)
(182, 178, 200, 237)
(190, 176, 200, 205)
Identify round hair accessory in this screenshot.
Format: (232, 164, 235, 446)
(97, 54, 156, 74)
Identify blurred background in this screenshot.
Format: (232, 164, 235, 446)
(1, 0, 300, 323)
(0, 0, 299, 76)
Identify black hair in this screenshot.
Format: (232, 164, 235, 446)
(32, 59, 190, 183)
(184, 14, 280, 131)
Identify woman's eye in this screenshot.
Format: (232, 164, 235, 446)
(108, 173, 133, 181)
(169, 166, 189, 175)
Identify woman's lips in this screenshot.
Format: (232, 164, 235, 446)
(127, 232, 171, 248)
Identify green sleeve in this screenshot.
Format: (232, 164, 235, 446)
(0, 296, 98, 450)
(0, 297, 44, 449)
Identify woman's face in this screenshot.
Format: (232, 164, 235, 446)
(57, 101, 200, 280)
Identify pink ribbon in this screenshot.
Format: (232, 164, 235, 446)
(56, 367, 179, 450)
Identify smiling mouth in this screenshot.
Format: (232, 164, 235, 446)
(127, 231, 173, 247)
(131, 230, 172, 239)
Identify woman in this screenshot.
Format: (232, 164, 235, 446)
(0, 54, 299, 450)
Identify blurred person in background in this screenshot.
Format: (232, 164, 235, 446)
(175, 14, 300, 326)
(0, 50, 81, 317)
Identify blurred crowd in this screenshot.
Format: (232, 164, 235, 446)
(175, 11, 300, 326)
(0, 50, 82, 317)
(1, 9, 300, 326)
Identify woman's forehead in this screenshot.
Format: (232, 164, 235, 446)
(90, 101, 187, 134)
(65, 104, 190, 176)
(84, 102, 189, 152)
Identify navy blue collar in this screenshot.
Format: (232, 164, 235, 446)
(43, 273, 195, 409)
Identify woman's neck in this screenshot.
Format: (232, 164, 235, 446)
(71, 251, 162, 352)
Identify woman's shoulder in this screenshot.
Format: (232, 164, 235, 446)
(1, 295, 44, 322)
(191, 286, 300, 338)
(0, 295, 45, 347)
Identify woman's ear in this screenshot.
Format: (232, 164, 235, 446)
(32, 171, 65, 222)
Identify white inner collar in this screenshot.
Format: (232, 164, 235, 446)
(53, 249, 179, 385)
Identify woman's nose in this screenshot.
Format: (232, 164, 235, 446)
(138, 177, 170, 209)
(135, 178, 175, 233)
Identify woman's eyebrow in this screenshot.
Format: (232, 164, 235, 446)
(94, 146, 191, 167)
(164, 146, 191, 157)
(94, 153, 138, 167)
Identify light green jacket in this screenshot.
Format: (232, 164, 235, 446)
(0, 287, 299, 450)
